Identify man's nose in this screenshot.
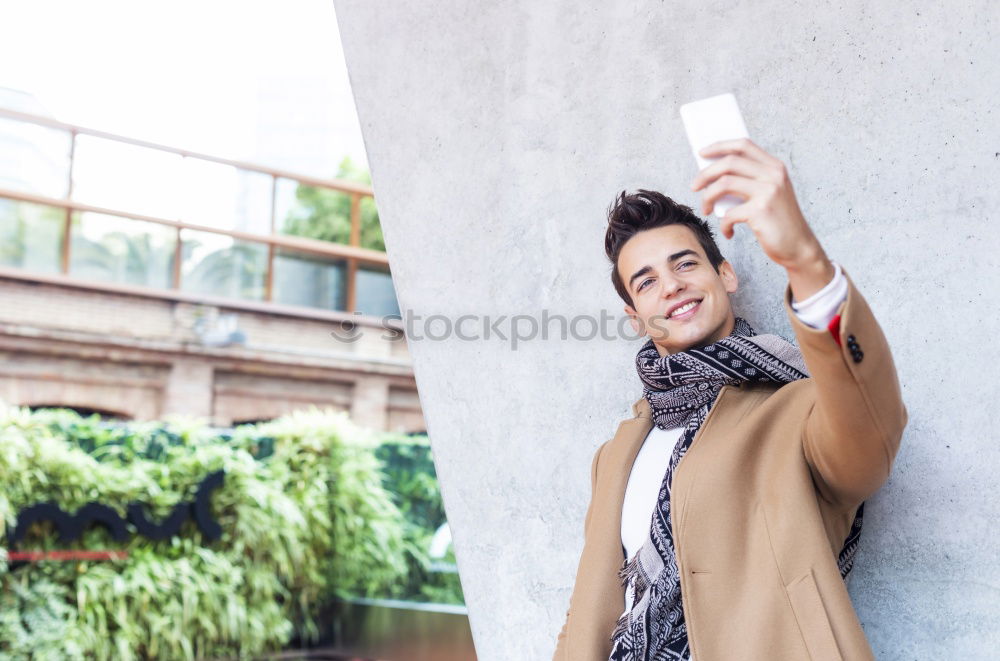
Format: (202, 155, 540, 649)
(660, 275, 684, 298)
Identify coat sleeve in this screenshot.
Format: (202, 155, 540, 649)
(783, 264, 909, 509)
(553, 438, 607, 661)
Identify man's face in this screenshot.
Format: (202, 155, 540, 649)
(618, 224, 739, 356)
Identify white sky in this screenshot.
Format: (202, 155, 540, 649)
(0, 0, 368, 172)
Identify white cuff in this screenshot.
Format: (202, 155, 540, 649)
(790, 261, 847, 329)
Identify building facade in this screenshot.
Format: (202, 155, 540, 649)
(0, 101, 424, 433)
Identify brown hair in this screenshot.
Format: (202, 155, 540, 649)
(604, 189, 726, 308)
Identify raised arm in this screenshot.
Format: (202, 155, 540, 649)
(690, 137, 908, 510)
(783, 264, 908, 508)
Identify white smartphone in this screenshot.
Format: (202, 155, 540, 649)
(679, 93, 750, 218)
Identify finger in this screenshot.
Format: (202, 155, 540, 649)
(690, 154, 769, 191)
(699, 174, 768, 216)
(698, 137, 783, 169)
(719, 200, 754, 239)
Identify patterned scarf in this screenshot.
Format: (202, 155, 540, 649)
(607, 316, 864, 661)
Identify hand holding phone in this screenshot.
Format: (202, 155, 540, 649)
(679, 93, 750, 218)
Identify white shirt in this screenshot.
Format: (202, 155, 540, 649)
(620, 261, 848, 614)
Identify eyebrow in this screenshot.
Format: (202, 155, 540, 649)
(627, 249, 700, 291)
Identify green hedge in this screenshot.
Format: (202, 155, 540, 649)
(0, 406, 462, 660)
(375, 434, 464, 604)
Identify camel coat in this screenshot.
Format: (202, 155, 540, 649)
(553, 265, 908, 661)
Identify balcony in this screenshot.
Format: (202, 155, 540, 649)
(0, 106, 399, 327)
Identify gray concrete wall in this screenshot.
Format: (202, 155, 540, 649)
(332, 1, 1000, 658)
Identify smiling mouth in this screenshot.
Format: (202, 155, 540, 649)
(667, 299, 702, 320)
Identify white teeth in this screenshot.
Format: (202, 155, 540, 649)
(669, 301, 698, 318)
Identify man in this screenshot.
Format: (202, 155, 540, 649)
(553, 138, 907, 660)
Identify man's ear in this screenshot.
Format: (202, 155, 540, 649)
(720, 260, 739, 294)
(624, 304, 644, 337)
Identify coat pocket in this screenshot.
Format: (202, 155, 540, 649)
(785, 566, 844, 661)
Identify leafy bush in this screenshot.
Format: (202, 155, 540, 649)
(375, 434, 464, 605)
(0, 406, 459, 660)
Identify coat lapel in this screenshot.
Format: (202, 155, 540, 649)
(567, 398, 655, 659)
(601, 397, 654, 558)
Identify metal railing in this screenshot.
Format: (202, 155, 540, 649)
(0, 107, 390, 318)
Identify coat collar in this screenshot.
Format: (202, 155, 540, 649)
(616, 384, 751, 505)
(630, 394, 651, 419)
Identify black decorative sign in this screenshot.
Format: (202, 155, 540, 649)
(10, 470, 225, 546)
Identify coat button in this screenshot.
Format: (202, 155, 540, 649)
(852, 350, 864, 363)
(847, 337, 861, 352)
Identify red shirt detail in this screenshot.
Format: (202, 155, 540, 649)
(827, 314, 842, 347)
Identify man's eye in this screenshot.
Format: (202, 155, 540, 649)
(679, 261, 696, 269)
(638, 278, 652, 291)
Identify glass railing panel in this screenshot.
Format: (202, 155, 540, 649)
(355, 264, 400, 317)
(358, 194, 385, 252)
(272, 247, 346, 311)
(69, 211, 177, 288)
(0, 199, 65, 274)
(180, 229, 267, 301)
(277, 179, 385, 251)
(72, 135, 183, 219)
(179, 158, 273, 235)
(0, 117, 72, 199)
